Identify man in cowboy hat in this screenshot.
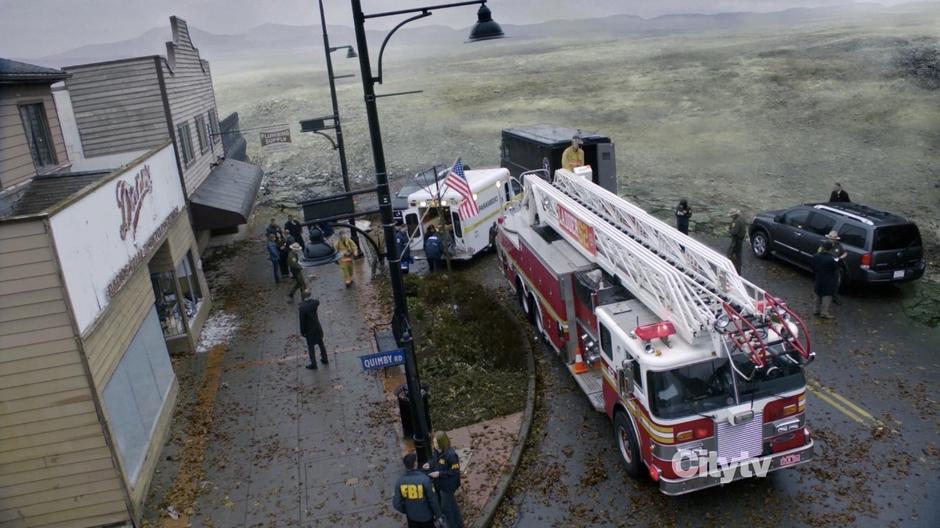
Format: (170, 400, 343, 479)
(727, 209, 747, 273)
(286, 242, 308, 301)
(561, 134, 585, 171)
(819, 230, 848, 304)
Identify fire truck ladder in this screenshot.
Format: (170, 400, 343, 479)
(526, 171, 811, 368)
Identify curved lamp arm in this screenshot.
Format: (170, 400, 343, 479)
(375, 11, 431, 84)
(314, 130, 338, 150)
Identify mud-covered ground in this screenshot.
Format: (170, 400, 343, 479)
(213, 4, 940, 253)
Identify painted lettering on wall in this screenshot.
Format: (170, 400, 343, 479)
(107, 207, 181, 299)
(117, 165, 154, 240)
(556, 204, 597, 255)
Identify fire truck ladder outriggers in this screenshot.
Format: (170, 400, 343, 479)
(525, 169, 811, 369)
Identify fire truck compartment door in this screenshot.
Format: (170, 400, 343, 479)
(595, 142, 616, 194)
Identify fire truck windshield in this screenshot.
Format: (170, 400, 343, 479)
(647, 355, 806, 420)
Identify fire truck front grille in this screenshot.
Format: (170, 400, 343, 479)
(716, 411, 763, 462)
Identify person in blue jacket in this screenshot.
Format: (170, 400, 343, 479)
(424, 226, 444, 273)
(393, 452, 441, 528)
(265, 233, 281, 283)
(428, 431, 463, 528)
(395, 225, 414, 274)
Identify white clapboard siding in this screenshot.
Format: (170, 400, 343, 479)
(0, 85, 69, 189)
(0, 220, 129, 527)
(63, 57, 170, 158)
(161, 17, 223, 196)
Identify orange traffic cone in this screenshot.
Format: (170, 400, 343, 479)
(573, 350, 589, 374)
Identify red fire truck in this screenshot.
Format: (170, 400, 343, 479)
(496, 167, 815, 494)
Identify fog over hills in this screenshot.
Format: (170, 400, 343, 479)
(21, 1, 935, 68)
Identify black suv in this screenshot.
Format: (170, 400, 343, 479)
(749, 203, 926, 287)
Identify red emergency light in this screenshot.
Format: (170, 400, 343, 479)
(634, 321, 676, 342)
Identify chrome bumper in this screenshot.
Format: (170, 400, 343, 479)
(658, 440, 814, 496)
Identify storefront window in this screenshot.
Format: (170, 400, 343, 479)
(151, 271, 185, 337)
(176, 251, 203, 319)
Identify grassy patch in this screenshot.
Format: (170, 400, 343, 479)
(405, 273, 530, 431)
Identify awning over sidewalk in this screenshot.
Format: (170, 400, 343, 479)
(190, 158, 262, 231)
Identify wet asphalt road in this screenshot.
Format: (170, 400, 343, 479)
(468, 241, 940, 528)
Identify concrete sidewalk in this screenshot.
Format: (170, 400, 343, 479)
(146, 240, 405, 527)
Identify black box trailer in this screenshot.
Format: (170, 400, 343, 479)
(500, 124, 617, 193)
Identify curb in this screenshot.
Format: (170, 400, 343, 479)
(473, 332, 538, 528)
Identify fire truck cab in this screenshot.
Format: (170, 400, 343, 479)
(496, 167, 815, 495)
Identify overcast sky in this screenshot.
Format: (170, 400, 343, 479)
(0, 0, 928, 58)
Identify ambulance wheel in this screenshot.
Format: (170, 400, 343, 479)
(515, 280, 525, 310)
(614, 411, 642, 479)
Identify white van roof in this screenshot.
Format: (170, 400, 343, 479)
(406, 168, 509, 202)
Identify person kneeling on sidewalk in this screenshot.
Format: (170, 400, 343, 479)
(394, 453, 442, 528)
(298, 294, 328, 369)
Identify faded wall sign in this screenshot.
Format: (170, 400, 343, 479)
(260, 127, 291, 150)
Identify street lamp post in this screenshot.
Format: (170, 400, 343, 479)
(317, 0, 362, 254)
(349, 0, 504, 463)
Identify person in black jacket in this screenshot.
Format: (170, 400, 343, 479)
(298, 295, 328, 369)
(393, 453, 441, 528)
(675, 199, 692, 235)
(812, 241, 839, 319)
(428, 431, 463, 528)
(829, 183, 851, 203)
(284, 215, 305, 250)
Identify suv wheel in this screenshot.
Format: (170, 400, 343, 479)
(751, 230, 770, 259)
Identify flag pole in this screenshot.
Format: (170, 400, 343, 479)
(433, 164, 453, 273)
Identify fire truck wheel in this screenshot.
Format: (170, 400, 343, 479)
(614, 411, 642, 478)
(526, 293, 539, 327)
(515, 280, 526, 310)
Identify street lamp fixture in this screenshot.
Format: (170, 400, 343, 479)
(307, 0, 362, 254)
(349, 0, 504, 464)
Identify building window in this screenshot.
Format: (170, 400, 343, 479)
(151, 271, 185, 337)
(208, 109, 220, 143)
(195, 115, 209, 153)
(176, 250, 203, 319)
(102, 307, 175, 486)
(177, 122, 194, 165)
(19, 103, 58, 171)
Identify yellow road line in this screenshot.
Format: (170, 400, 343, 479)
(806, 385, 867, 425)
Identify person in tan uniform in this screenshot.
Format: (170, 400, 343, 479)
(561, 134, 585, 171)
(334, 231, 359, 287)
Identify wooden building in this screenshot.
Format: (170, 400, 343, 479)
(1, 141, 206, 527)
(0, 59, 72, 190)
(62, 16, 262, 248)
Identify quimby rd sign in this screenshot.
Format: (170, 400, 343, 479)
(359, 349, 405, 371)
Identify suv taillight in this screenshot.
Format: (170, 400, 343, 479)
(860, 252, 872, 270)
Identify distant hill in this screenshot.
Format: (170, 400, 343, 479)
(21, 2, 934, 68)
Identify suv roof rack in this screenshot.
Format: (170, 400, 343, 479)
(813, 204, 874, 226)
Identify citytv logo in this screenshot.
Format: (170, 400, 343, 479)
(671, 449, 788, 484)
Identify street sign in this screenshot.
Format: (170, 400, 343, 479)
(359, 349, 405, 371)
(301, 193, 355, 222)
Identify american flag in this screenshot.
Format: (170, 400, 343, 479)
(443, 158, 478, 219)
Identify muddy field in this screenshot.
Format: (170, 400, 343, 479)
(212, 6, 940, 247)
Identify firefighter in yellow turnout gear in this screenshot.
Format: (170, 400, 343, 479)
(334, 231, 359, 287)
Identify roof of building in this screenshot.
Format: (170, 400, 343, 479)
(7, 171, 111, 217)
(0, 58, 70, 84)
(502, 124, 610, 146)
(189, 158, 263, 231)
